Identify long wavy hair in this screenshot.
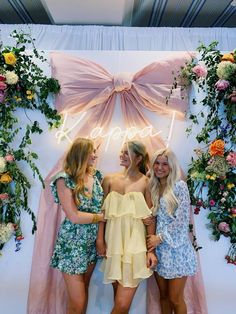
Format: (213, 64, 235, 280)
(63, 137, 94, 205)
(126, 140, 150, 175)
(150, 148, 181, 215)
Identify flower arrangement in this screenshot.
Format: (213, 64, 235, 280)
(0, 30, 61, 253)
(178, 42, 236, 265)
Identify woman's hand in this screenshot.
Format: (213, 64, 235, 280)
(147, 234, 162, 251)
(96, 239, 107, 257)
(142, 215, 156, 226)
(98, 212, 106, 222)
(146, 251, 158, 269)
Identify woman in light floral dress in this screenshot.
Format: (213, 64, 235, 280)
(50, 137, 104, 314)
(146, 148, 197, 314)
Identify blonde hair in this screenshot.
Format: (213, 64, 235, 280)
(149, 148, 181, 215)
(126, 140, 149, 175)
(64, 137, 94, 205)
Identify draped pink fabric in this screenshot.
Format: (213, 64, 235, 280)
(27, 52, 208, 314)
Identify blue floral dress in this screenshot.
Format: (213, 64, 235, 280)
(50, 170, 103, 275)
(155, 180, 197, 279)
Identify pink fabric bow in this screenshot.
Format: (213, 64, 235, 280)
(52, 51, 191, 120)
(27, 52, 208, 314)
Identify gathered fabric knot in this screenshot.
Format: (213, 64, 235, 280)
(113, 72, 133, 92)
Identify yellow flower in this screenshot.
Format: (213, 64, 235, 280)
(227, 183, 235, 189)
(0, 172, 12, 184)
(206, 174, 211, 179)
(26, 90, 32, 95)
(26, 94, 34, 100)
(221, 53, 235, 63)
(14, 96, 22, 102)
(3, 52, 17, 66)
(210, 175, 216, 180)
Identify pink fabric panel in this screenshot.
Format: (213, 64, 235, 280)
(133, 54, 193, 118)
(120, 92, 166, 155)
(50, 51, 193, 117)
(50, 52, 114, 114)
(28, 52, 207, 314)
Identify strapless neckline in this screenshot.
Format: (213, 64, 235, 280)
(107, 191, 144, 197)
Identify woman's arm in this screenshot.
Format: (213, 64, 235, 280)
(96, 175, 110, 256)
(158, 180, 191, 248)
(144, 182, 158, 268)
(57, 178, 104, 224)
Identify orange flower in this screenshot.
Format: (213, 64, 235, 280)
(0, 172, 12, 184)
(209, 139, 225, 156)
(221, 53, 235, 63)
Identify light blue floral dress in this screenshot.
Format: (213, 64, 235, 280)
(50, 170, 103, 275)
(155, 180, 197, 279)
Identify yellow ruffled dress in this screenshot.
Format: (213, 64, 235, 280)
(100, 191, 153, 287)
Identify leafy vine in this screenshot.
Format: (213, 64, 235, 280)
(0, 31, 61, 252)
(171, 42, 236, 264)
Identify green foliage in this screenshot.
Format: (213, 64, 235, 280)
(179, 43, 236, 265)
(0, 30, 61, 252)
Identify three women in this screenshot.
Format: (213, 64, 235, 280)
(50, 138, 197, 314)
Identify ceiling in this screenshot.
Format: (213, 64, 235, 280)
(0, 0, 236, 27)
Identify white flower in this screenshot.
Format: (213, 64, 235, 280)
(0, 223, 14, 244)
(221, 198, 226, 203)
(5, 71, 19, 85)
(216, 61, 236, 80)
(223, 191, 228, 197)
(0, 156, 6, 173)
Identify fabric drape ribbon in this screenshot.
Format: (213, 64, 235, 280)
(27, 52, 208, 314)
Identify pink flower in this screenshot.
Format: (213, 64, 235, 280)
(226, 152, 236, 167)
(220, 185, 225, 190)
(218, 222, 230, 233)
(5, 154, 14, 162)
(209, 199, 215, 206)
(0, 75, 6, 81)
(192, 65, 208, 78)
(0, 81, 7, 90)
(215, 79, 230, 91)
(0, 193, 9, 200)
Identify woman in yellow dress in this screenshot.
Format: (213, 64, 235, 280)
(96, 140, 157, 314)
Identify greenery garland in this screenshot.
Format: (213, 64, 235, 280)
(171, 42, 236, 265)
(0, 31, 61, 253)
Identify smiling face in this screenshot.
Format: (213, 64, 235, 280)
(153, 155, 170, 179)
(119, 144, 132, 168)
(87, 148, 97, 167)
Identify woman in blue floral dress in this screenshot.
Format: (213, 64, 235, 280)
(146, 148, 197, 314)
(50, 137, 104, 314)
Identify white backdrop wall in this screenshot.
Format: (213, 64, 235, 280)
(0, 26, 236, 314)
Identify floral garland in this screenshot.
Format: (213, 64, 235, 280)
(0, 31, 61, 253)
(175, 42, 236, 265)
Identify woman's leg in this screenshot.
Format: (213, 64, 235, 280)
(62, 263, 96, 314)
(111, 283, 137, 314)
(83, 263, 96, 312)
(112, 281, 119, 298)
(154, 273, 173, 314)
(168, 276, 187, 314)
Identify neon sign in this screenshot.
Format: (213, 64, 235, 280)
(55, 111, 176, 151)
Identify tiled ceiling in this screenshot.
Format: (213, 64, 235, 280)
(0, 0, 235, 27)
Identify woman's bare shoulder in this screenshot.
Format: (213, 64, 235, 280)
(103, 172, 122, 181)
